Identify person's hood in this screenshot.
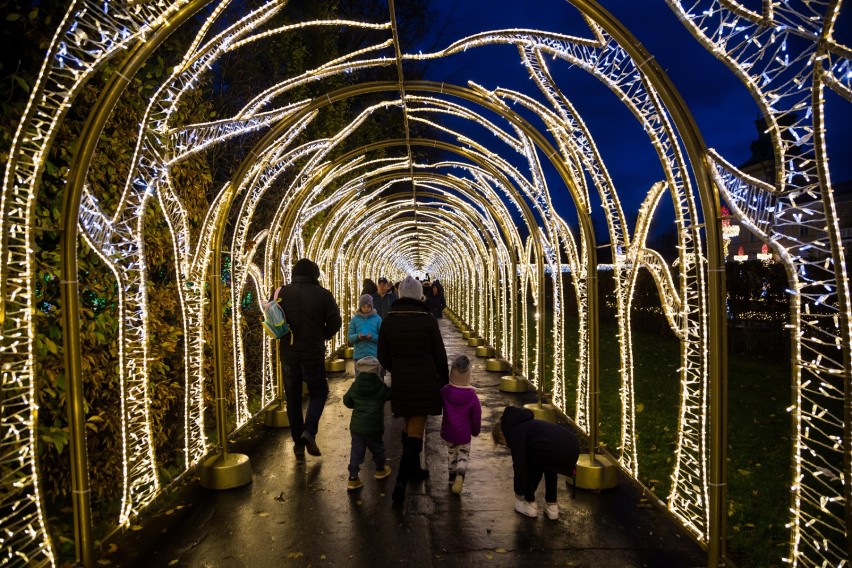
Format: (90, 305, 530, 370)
(292, 258, 320, 284)
(352, 372, 385, 396)
(443, 384, 476, 405)
(355, 356, 381, 375)
(354, 308, 377, 318)
(501, 406, 534, 433)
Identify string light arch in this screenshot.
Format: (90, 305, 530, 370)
(0, 1, 848, 567)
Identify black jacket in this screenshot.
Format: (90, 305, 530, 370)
(377, 297, 449, 416)
(276, 275, 342, 360)
(501, 406, 580, 496)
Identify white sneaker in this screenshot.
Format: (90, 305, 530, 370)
(514, 499, 538, 518)
(545, 502, 559, 520)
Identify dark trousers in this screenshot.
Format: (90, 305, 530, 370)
(526, 467, 558, 503)
(348, 432, 387, 478)
(282, 356, 328, 445)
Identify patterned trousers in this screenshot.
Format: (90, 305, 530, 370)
(446, 442, 471, 478)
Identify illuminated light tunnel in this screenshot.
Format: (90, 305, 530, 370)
(1, 1, 849, 567)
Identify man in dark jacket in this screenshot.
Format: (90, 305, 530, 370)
(371, 277, 398, 381)
(277, 258, 342, 458)
(377, 275, 449, 503)
(371, 276, 398, 320)
(500, 406, 580, 520)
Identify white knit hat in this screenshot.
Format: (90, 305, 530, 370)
(359, 294, 374, 307)
(355, 356, 381, 376)
(398, 275, 423, 300)
(450, 355, 472, 386)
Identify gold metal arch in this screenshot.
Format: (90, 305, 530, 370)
(241, 132, 583, 409)
(2, 1, 848, 567)
(215, 82, 600, 436)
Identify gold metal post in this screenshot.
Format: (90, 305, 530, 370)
(501, 257, 528, 392)
(59, 2, 211, 563)
(200, 244, 252, 489)
(264, 342, 289, 428)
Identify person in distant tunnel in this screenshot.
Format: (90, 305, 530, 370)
(276, 258, 342, 458)
(428, 282, 446, 319)
(377, 275, 449, 503)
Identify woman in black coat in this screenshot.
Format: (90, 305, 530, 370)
(377, 275, 449, 502)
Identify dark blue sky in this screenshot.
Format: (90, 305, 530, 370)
(410, 0, 851, 236)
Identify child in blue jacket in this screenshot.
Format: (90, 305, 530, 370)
(347, 294, 382, 360)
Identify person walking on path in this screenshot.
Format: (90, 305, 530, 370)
(440, 355, 481, 494)
(361, 278, 378, 296)
(277, 258, 342, 458)
(371, 277, 398, 380)
(499, 406, 580, 520)
(343, 357, 393, 491)
(371, 276, 398, 320)
(347, 294, 381, 361)
(377, 275, 449, 503)
(427, 283, 446, 319)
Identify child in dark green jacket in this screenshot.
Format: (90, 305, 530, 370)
(343, 357, 392, 490)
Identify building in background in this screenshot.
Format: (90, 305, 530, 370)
(725, 116, 852, 265)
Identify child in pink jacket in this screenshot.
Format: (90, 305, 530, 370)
(440, 355, 482, 494)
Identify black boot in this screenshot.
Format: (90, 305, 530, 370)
(408, 437, 430, 481)
(392, 438, 414, 503)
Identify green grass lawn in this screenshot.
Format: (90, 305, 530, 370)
(528, 315, 792, 568)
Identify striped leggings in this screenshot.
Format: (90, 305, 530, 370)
(446, 442, 471, 477)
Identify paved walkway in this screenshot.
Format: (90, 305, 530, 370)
(104, 318, 706, 567)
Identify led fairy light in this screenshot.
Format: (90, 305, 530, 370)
(318, 186, 493, 287)
(402, 180, 516, 348)
(288, 139, 524, 302)
(233, 121, 402, 405)
(478, 46, 705, 483)
(9, 3, 845, 567)
(227, 138, 341, 425)
(112, 0, 289, 218)
(668, 1, 850, 562)
(709, 151, 848, 567)
(76, 196, 161, 525)
(523, 22, 713, 536)
(1, 0, 198, 561)
(229, 232, 269, 421)
(149, 14, 400, 442)
(244, 261, 275, 406)
(71, 2, 309, 522)
(550, 215, 586, 417)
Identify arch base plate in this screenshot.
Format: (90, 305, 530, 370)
(570, 453, 618, 491)
(200, 452, 252, 490)
(500, 375, 528, 392)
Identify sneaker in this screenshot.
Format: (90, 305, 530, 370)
(374, 465, 392, 480)
(545, 502, 559, 520)
(514, 499, 538, 518)
(300, 431, 321, 456)
(347, 477, 363, 491)
(451, 474, 464, 494)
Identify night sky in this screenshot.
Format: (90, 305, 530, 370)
(406, 0, 851, 235)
